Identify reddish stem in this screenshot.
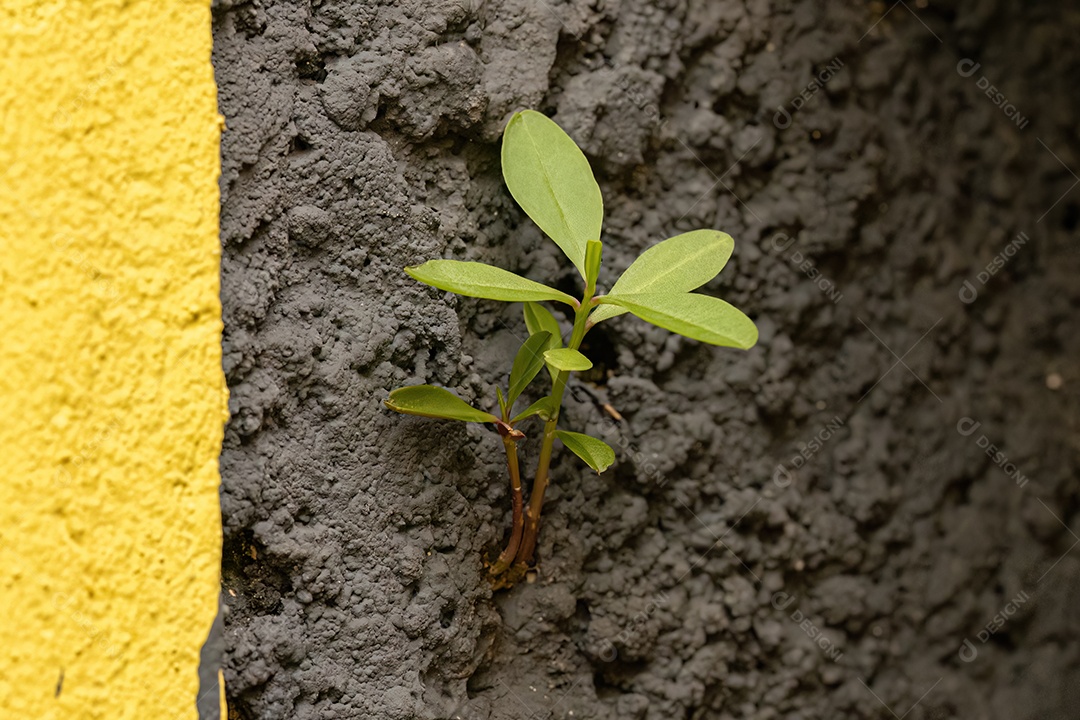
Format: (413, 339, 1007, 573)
(515, 418, 557, 566)
(490, 436, 523, 574)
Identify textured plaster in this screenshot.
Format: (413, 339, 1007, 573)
(0, 2, 226, 718)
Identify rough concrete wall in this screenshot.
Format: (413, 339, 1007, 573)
(0, 2, 226, 718)
(213, 1, 1079, 718)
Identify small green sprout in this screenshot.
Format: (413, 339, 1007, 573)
(385, 109, 758, 583)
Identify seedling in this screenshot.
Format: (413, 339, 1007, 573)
(385, 110, 758, 582)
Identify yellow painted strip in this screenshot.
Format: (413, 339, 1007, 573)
(219, 669, 228, 719)
(0, 1, 226, 718)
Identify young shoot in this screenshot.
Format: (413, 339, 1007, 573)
(385, 109, 758, 584)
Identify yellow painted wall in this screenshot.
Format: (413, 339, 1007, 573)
(0, 1, 226, 718)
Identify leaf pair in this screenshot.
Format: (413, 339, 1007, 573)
(522, 302, 594, 375)
(385, 384, 615, 473)
(386, 385, 552, 430)
(504, 111, 757, 349)
(523, 302, 563, 380)
(590, 229, 732, 321)
(505, 331, 560, 426)
(502, 111, 755, 349)
(588, 228, 757, 349)
(386, 329, 557, 431)
(507, 331, 551, 411)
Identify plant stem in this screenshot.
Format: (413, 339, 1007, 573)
(515, 291, 593, 566)
(516, 416, 557, 564)
(491, 436, 524, 574)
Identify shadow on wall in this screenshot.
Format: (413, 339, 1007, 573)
(198, 597, 225, 720)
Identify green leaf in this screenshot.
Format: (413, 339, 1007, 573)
(511, 396, 556, 424)
(524, 302, 563, 381)
(555, 430, 615, 473)
(406, 260, 576, 306)
(523, 302, 564, 348)
(591, 229, 735, 323)
(496, 386, 507, 419)
(598, 292, 758, 349)
(544, 347, 593, 372)
(507, 331, 552, 408)
(502, 110, 603, 278)
(585, 239, 603, 291)
(385, 385, 498, 424)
